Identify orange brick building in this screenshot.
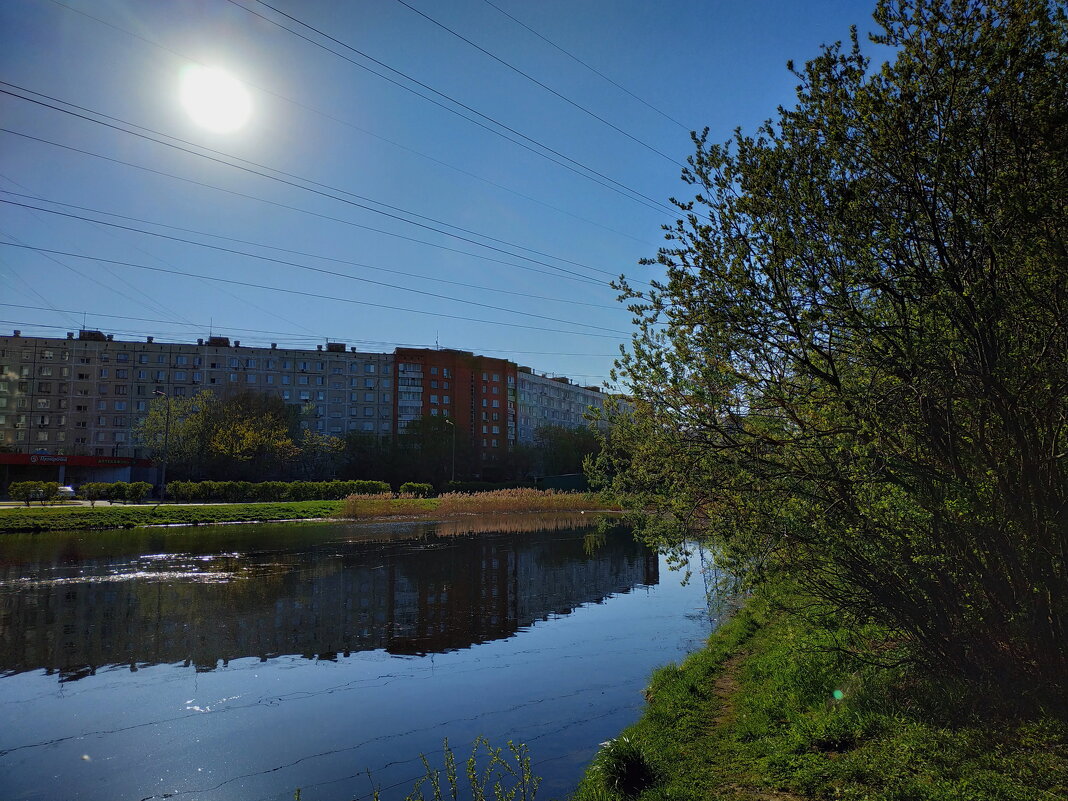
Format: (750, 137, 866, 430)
(392, 348, 518, 472)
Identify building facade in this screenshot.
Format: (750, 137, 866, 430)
(0, 331, 613, 481)
(0, 330, 393, 458)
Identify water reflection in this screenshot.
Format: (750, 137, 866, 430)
(0, 516, 656, 681)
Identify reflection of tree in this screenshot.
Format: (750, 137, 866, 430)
(0, 525, 656, 680)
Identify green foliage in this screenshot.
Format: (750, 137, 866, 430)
(399, 482, 434, 497)
(104, 482, 128, 504)
(79, 482, 110, 507)
(0, 501, 343, 533)
(8, 481, 42, 506)
(159, 479, 391, 503)
(590, 736, 658, 799)
(125, 482, 153, 504)
(532, 424, 601, 477)
(598, 0, 1068, 687)
(572, 590, 1068, 801)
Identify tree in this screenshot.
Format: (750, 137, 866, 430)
(597, 0, 1068, 687)
(533, 424, 601, 477)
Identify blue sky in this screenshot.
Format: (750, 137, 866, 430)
(1, 0, 881, 386)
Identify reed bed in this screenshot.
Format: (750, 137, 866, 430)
(337, 488, 606, 521)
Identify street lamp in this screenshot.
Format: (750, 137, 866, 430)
(444, 418, 456, 483)
(153, 390, 171, 502)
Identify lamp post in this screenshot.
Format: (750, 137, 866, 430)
(153, 390, 171, 502)
(444, 418, 456, 483)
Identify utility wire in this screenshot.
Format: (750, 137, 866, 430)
(0, 305, 620, 358)
(0, 190, 618, 310)
(0, 83, 618, 285)
(481, 0, 691, 132)
(43, 0, 655, 249)
(0, 198, 626, 334)
(230, 0, 675, 216)
(0, 243, 630, 340)
(390, 0, 686, 166)
(0, 128, 612, 288)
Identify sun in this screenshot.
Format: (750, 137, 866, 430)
(179, 65, 252, 133)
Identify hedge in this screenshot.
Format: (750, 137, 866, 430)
(165, 479, 391, 503)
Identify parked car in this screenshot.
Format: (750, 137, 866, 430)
(57, 486, 76, 499)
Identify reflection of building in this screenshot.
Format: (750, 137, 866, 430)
(0, 528, 658, 681)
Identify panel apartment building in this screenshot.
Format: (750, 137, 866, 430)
(0, 330, 609, 481)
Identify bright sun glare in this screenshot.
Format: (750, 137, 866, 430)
(179, 65, 252, 133)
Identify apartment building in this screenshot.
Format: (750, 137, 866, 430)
(392, 347, 519, 466)
(516, 367, 607, 445)
(0, 332, 614, 483)
(0, 330, 394, 458)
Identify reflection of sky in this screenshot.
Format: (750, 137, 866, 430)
(0, 0, 887, 385)
(0, 527, 712, 801)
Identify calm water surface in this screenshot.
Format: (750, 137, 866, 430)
(0, 515, 716, 800)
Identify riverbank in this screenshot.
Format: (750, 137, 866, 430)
(571, 590, 1068, 801)
(0, 490, 609, 533)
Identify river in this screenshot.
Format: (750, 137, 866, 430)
(0, 514, 717, 800)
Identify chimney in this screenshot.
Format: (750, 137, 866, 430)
(146, 336, 154, 343)
(66, 332, 74, 340)
(316, 344, 323, 351)
(106, 334, 114, 341)
(234, 340, 240, 347)
(197, 338, 204, 345)
(271, 343, 277, 349)
(13, 330, 21, 337)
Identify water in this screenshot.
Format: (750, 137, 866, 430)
(0, 515, 716, 800)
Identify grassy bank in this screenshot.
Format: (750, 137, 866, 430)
(572, 591, 1068, 801)
(0, 490, 608, 533)
(0, 501, 345, 533)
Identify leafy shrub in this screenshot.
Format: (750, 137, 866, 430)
(399, 482, 434, 497)
(80, 482, 110, 506)
(8, 481, 43, 506)
(126, 481, 153, 504)
(105, 482, 129, 504)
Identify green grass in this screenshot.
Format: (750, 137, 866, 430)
(570, 591, 1068, 801)
(338, 489, 607, 520)
(0, 501, 344, 533)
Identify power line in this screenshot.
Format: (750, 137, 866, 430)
(0, 242, 631, 340)
(0, 128, 613, 288)
(229, 0, 676, 216)
(42, 0, 655, 249)
(0, 190, 618, 310)
(481, 0, 691, 132)
(0, 83, 620, 285)
(0, 198, 626, 334)
(0, 305, 620, 358)
(390, 0, 686, 165)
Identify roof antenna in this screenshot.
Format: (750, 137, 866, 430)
(209, 317, 213, 337)
(435, 331, 440, 350)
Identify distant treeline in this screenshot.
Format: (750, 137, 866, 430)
(166, 479, 391, 502)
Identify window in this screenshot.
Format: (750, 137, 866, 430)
(174, 371, 186, 381)
(442, 368, 451, 378)
(492, 426, 500, 434)
(491, 439, 498, 448)
(316, 391, 325, 401)
(97, 400, 108, 411)
(430, 394, 438, 404)
(492, 400, 500, 408)
(362, 422, 374, 432)
(229, 357, 239, 368)
(298, 376, 309, 385)
(136, 401, 147, 411)
(365, 363, 376, 374)
(364, 392, 375, 402)
(266, 375, 274, 385)
(99, 368, 109, 378)
(482, 399, 487, 407)
(316, 362, 324, 371)
(192, 372, 202, 382)
(115, 432, 127, 442)
(299, 391, 311, 401)
(176, 355, 188, 366)
(115, 401, 127, 411)
(155, 371, 166, 381)
(493, 373, 500, 382)
(364, 407, 373, 417)
(365, 378, 375, 388)
(229, 373, 238, 382)
(139, 354, 149, 364)
(282, 375, 291, 385)
(492, 386, 499, 394)
(282, 390, 291, 400)
(482, 425, 488, 434)
(430, 380, 438, 388)
(315, 376, 324, 386)
(116, 368, 129, 379)
(442, 395, 450, 405)
(245, 358, 256, 368)
(430, 367, 438, 375)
